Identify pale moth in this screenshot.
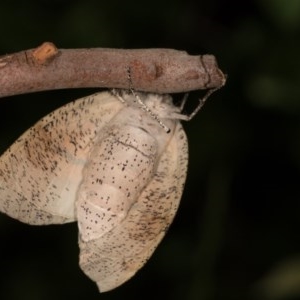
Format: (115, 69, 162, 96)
(0, 89, 212, 292)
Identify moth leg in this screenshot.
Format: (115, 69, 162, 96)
(178, 93, 189, 111)
(111, 89, 126, 104)
(175, 86, 223, 121)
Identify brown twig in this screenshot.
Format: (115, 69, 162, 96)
(0, 42, 226, 98)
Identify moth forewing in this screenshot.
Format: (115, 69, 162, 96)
(76, 93, 188, 292)
(0, 90, 191, 293)
(0, 92, 123, 225)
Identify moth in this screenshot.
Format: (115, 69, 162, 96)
(0, 89, 211, 292)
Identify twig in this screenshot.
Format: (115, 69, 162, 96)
(0, 42, 226, 98)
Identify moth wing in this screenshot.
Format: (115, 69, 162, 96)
(78, 123, 188, 292)
(0, 92, 123, 225)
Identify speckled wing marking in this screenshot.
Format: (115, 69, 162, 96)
(0, 90, 189, 292)
(76, 92, 188, 292)
(0, 92, 123, 225)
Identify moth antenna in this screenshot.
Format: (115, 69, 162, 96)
(126, 67, 171, 133)
(131, 88, 171, 133)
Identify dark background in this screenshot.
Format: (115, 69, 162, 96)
(1, 0, 300, 299)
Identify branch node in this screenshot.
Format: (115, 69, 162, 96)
(32, 42, 60, 65)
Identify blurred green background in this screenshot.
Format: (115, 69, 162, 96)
(1, 0, 300, 299)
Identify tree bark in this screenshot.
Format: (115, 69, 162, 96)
(0, 42, 226, 98)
